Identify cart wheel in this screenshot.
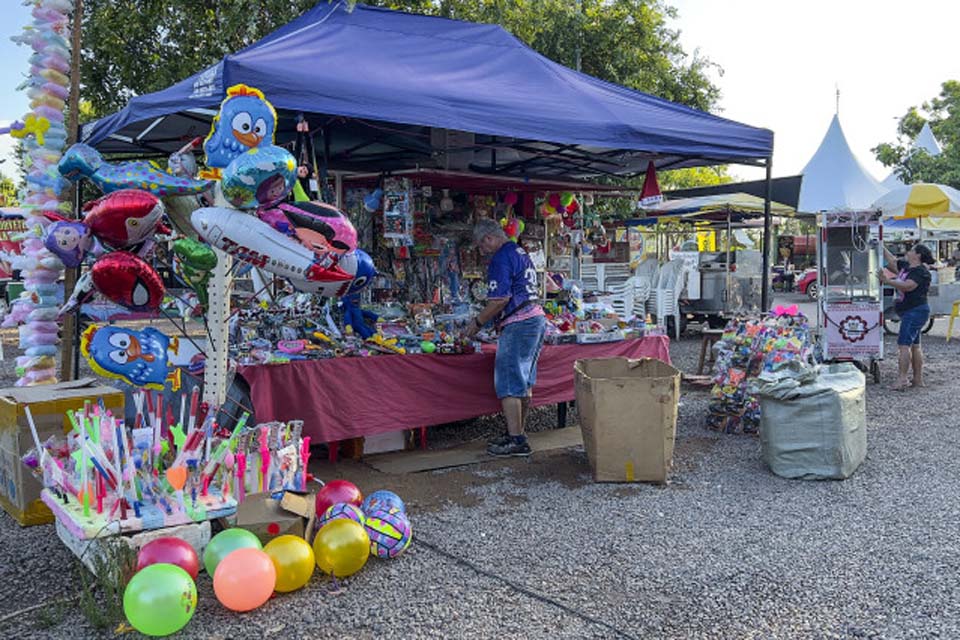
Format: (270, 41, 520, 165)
(870, 360, 881, 385)
(884, 313, 935, 335)
(922, 317, 935, 334)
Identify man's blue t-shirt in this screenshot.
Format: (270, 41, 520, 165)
(487, 241, 539, 321)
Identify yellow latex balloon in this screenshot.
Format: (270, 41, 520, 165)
(264, 535, 316, 593)
(312, 519, 370, 578)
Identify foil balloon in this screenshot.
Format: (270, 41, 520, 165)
(203, 84, 278, 169)
(191, 207, 352, 285)
(81, 189, 165, 249)
(80, 324, 180, 391)
(220, 145, 296, 210)
(173, 237, 217, 309)
(91, 251, 165, 311)
(287, 248, 376, 297)
(59, 143, 213, 196)
(272, 201, 358, 255)
(43, 220, 93, 268)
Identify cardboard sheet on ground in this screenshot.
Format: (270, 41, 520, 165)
(365, 427, 583, 474)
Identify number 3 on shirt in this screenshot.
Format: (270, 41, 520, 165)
(524, 268, 538, 296)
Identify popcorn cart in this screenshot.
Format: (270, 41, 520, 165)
(816, 210, 884, 383)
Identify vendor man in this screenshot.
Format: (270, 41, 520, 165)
(465, 218, 546, 457)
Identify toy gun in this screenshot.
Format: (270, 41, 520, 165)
(200, 412, 248, 489)
(365, 334, 406, 355)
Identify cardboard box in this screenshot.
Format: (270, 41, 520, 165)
(0, 379, 124, 526)
(235, 492, 306, 544)
(574, 358, 680, 483)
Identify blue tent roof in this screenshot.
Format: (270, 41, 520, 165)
(82, 2, 773, 178)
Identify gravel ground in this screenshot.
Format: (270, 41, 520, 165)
(1, 308, 959, 639)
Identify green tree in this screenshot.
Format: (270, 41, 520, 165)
(0, 172, 18, 207)
(873, 80, 960, 188)
(81, 0, 721, 118)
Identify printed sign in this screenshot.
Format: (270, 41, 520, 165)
(823, 305, 881, 358)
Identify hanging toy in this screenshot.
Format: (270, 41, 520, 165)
(499, 216, 525, 242)
(81, 325, 181, 391)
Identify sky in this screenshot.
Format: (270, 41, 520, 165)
(0, 2, 956, 184)
(669, 0, 960, 182)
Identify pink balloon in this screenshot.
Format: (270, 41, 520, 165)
(213, 548, 276, 612)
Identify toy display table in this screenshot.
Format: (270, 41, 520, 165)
(237, 336, 670, 446)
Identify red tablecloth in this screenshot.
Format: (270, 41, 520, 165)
(237, 336, 670, 443)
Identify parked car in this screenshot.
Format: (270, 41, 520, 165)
(796, 268, 818, 299)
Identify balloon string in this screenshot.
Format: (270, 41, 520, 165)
(158, 307, 206, 359)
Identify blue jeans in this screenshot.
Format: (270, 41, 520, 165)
(494, 316, 546, 399)
(897, 304, 930, 346)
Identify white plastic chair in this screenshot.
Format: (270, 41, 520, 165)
(647, 259, 687, 339)
(609, 275, 652, 321)
(579, 263, 600, 291)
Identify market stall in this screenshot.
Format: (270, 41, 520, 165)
(623, 194, 800, 333)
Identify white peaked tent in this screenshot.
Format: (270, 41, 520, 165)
(797, 114, 888, 212)
(881, 121, 942, 189)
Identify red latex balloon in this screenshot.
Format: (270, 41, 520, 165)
(83, 189, 165, 249)
(315, 480, 363, 518)
(547, 193, 562, 209)
(136, 537, 200, 580)
(91, 252, 165, 310)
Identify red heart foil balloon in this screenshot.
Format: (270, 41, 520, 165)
(91, 252, 165, 310)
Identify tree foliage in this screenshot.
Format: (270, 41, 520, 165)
(81, 0, 721, 117)
(872, 80, 960, 188)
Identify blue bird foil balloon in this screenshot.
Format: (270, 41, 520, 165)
(81, 325, 181, 391)
(203, 84, 278, 169)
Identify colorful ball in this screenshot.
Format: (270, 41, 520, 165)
(315, 479, 363, 517)
(319, 503, 365, 529)
(364, 508, 412, 559)
(203, 528, 262, 576)
(263, 535, 315, 593)
(362, 490, 406, 515)
(123, 563, 197, 636)
(137, 537, 200, 580)
(213, 548, 276, 612)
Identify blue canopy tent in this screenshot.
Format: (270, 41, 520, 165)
(81, 1, 778, 306)
(82, 2, 772, 177)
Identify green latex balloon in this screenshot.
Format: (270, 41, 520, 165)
(123, 563, 197, 637)
(560, 191, 575, 207)
(420, 341, 436, 354)
(203, 528, 263, 576)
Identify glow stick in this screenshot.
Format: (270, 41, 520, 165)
(186, 387, 200, 437)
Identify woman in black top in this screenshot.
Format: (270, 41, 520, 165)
(877, 242, 934, 390)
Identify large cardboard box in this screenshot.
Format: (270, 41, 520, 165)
(0, 379, 124, 526)
(574, 358, 680, 483)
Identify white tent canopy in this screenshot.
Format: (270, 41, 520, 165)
(797, 114, 887, 212)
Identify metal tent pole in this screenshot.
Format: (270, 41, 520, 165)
(761, 157, 773, 312)
(203, 248, 233, 407)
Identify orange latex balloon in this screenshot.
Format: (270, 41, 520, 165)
(165, 466, 187, 491)
(213, 548, 276, 612)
